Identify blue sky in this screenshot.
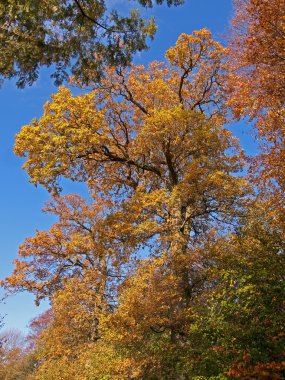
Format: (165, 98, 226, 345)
(0, 0, 254, 333)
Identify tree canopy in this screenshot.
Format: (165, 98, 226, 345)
(0, 0, 183, 87)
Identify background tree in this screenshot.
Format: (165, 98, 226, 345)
(227, 0, 285, 209)
(203, 200, 285, 379)
(0, 0, 183, 87)
(0, 329, 35, 380)
(26, 309, 53, 350)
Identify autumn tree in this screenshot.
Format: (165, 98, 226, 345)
(0, 329, 35, 380)
(0, 0, 184, 87)
(2, 29, 251, 379)
(222, 6, 285, 375)
(26, 279, 109, 380)
(26, 309, 53, 351)
(227, 0, 285, 209)
(10, 29, 249, 312)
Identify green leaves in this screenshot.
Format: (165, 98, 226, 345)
(0, 0, 179, 87)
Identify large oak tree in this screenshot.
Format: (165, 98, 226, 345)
(4, 30, 249, 379)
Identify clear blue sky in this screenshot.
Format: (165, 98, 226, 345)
(0, 0, 254, 333)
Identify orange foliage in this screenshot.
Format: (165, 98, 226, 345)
(227, 0, 285, 205)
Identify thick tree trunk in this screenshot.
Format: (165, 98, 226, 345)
(169, 201, 192, 334)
